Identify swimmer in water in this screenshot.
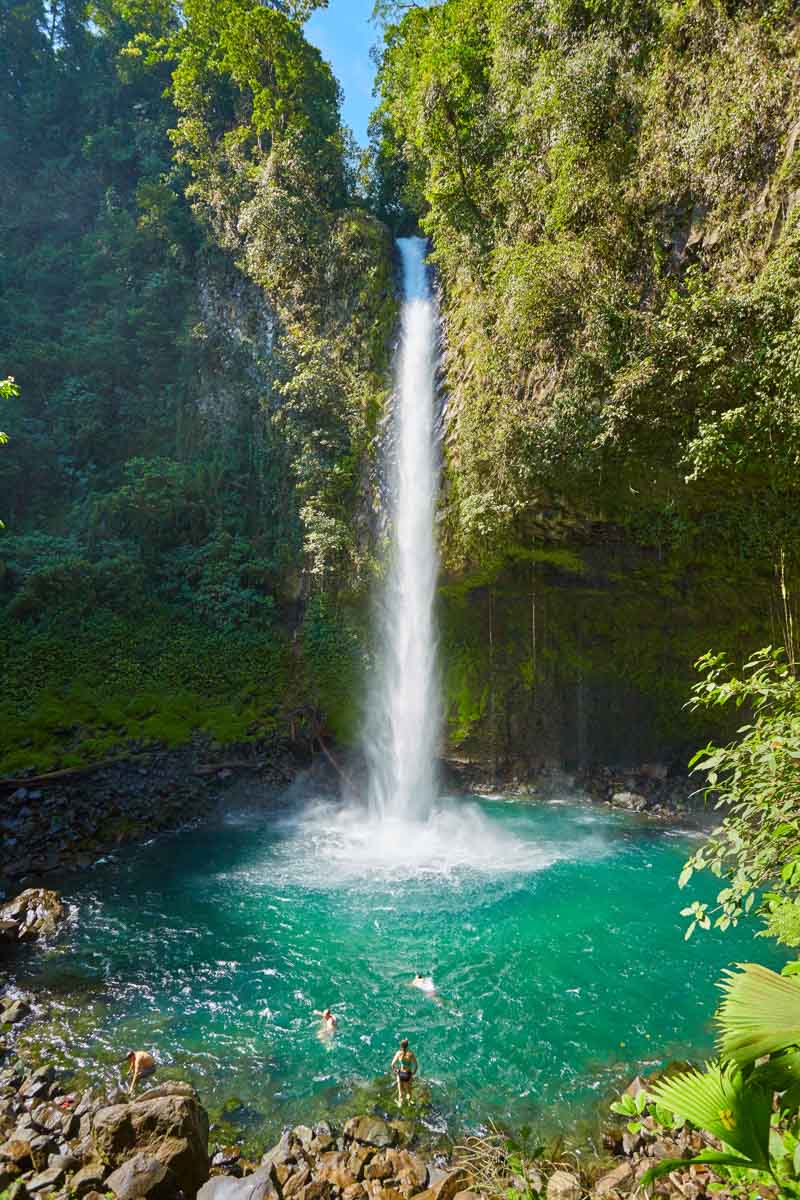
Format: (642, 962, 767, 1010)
(391, 1037, 418, 1106)
(314, 1007, 338, 1035)
(411, 973, 436, 994)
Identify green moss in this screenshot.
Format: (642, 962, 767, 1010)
(0, 606, 290, 775)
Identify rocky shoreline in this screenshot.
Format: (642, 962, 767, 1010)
(445, 762, 699, 821)
(0, 1005, 733, 1200)
(0, 739, 303, 897)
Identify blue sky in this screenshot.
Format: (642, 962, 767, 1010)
(306, 0, 380, 146)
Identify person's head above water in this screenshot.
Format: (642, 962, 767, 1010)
(400, 1038, 409, 1050)
(125, 1050, 135, 1062)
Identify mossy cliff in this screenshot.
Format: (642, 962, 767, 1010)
(3, 0, 799, 775)
(371, 0, 800, 767)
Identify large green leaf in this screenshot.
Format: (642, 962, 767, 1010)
(639, 1150, 754, 1190)
(647, 1062, 771, 1168)
(716, 963, 800, 1063)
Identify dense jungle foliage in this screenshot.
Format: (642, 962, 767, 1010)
(0, 0, 394, 770)
(371, 0, 800, 766)
(2, 0, 800, 782)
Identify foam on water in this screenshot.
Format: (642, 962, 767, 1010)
(240, 795, 610, 888)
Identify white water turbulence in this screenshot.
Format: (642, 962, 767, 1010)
(366, 237, 442, 823)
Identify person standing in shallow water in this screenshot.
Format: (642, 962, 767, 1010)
(391, 1037, 418, 1106)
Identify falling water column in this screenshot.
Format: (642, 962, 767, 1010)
(366, 237, 442, 822)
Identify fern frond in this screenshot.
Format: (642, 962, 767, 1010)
(716, 963, 800, 1063)
(648, 1061, 771, 1167)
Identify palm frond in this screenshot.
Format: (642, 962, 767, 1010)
(648, 1062, 771, 1168)
(716, 963, 800, 1063)
(639, 1150, 753, 1191)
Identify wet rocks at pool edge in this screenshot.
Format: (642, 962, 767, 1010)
(0, 1062, 211, 1200)
(0, 1059, 453, 1200)
(0, 890, 66, 946)
(0, 1048, 744, 1200)
(0, 738, 301, 895)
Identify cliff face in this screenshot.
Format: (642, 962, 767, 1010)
(0, 0, 395, 773)
(3, 1, 799, 775)
(372, 0, 800, 767)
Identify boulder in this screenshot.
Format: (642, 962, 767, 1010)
(27, 1163, 66, 1192)
(69, 1160, 108, 1197)
(1, 1002, 30, 1027)
(297, 1183, 331, 1200)
(610, 793, 647, 813)
(386, 1149, 427, 1194)
(92, 1084, 209, 1195)
(343, 1119, 397, 1150)
(427, 1171, 468, 1200)
(198, 1163, 280, 1200)
(260, 1131, 293, 1170)
(0, 1139, 33, 1168)
(0, 890, 66, 943)
(283, 1166, 312, 1198)
(105, 1153, 176, 1200)
(594, 1163, 633, 1197)
(291, 1127, 313, 1153)
(47, 1154, 80, 1173)
(546, 1172, 581, 1200)
(348, 1146, 375, 1180)
(365, 1155, 393, 1182)
(363, 1186, 402, 1200)
(316, 1150, 357, 1191)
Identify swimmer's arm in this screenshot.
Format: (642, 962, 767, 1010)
(390, 1051, 401, 1071)
(410, 1053, 419, 1075)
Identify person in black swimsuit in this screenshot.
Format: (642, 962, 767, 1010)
(390, 1037, 418, 1105)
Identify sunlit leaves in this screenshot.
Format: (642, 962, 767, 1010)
(680, 648, 800, 945)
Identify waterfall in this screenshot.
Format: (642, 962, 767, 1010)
(366, 237, 441, 821)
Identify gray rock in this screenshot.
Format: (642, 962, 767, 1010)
(105, 1153, 175, 1200)
(92, 1085, 209, 1195)
(594, 1162, 633, 1197)
(261, 1130, 293, 1168)
(545, 1171, 580, 1200)
(343, 1118, 397, 1150)
(610, 792, 647, 812)
(69, 1161, 108, 1197)
(197, 1163, 279, 1200)
(47, 1155, 79, 1174)
(1, 1002, 31, 1027)
(27, 1164, 66, 1192)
